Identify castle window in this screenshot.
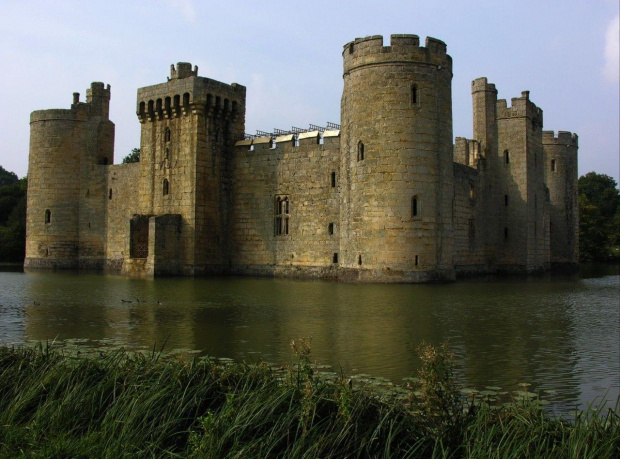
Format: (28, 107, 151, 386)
(551, 159, 556, 172)
(164, 127, 171, 143)
(504, 194, 509, 206)
(349, 43, 354, 54)
(357, 141, 364, 161)
(139, 101, 146, 119)
(44, 209, 51, 224)
(109, 188, 113, 200)
(331, 172, 336, 188)
(358, 255, 362, 266)
(412, 196, 419, 217)
(333, 253, 339, 263)
(411, 84, 419, 105)
(275, 196, 289, 236)
(504, 149, 510, 164)
(183, 92, 190, 110)
(328, 223, 334, 235)
(164, 147, 170, 160)
(163, 179, 169, 196)
(415, 255, 419, 266)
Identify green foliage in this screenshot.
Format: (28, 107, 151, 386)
(0, 343, 617, 457)
(0, 170, 26, 262)
(0, 165, 19, 186)
(122, 148, 141, 164)
(578, 172, 620, 261)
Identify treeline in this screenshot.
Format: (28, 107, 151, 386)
(0, 166, 26, 262)
(579, 172, 620, 261)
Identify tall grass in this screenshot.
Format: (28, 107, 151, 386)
(0, 342, 617, 457)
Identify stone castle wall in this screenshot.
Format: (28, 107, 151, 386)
(340, 35, 455, 282)
(25, 35, 579, 281)
(230, 132, 340, 278)
(543, 131, 579, 266)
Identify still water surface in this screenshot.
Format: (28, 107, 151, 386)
(0, 265, 618, 414)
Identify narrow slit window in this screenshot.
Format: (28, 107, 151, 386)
(357, 141, 364, 161)
(163, 179, 169, 196)
(358, 255, 362, 266)
(328, 223, 334, 235)
(109, 188, 113, 200)
(44, 209, 51, 224)
(333, 253, 339, 263)
(551, 159, 556, 172)
(412, 196, 419, 217)
(415, 255, 419, 266)
(504, 149, 510, 164)
(331, 172, 336, 188)
(504, 195, 509, 206)
(411, 84, 418, 105)
(164, 127, 171, 143)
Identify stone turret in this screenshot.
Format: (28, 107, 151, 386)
(25, 83, 114, 270)
(543, 130, 579, 267)
(340, 34, 455, 282)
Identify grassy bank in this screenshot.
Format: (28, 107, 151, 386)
(0, 342, 618, 458)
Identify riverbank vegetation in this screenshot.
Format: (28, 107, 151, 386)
(0, 342, 617, 457)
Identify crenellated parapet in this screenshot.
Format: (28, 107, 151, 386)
(542, 130, 578, 147)
(342, 34, 452, 75)
(497, 91, 543, 127)
(471, 77, 497, 95)
(136, 62, 245, 123)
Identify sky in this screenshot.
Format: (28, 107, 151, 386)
(2, 0, 618, 183)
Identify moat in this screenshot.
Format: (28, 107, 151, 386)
(0, 265, 618, 415)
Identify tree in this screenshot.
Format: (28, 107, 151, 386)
(122, 148, 141, 164)
(0, 173, 26, 262)
(0, 165, 18, 186)
(578, 172, 620, 261)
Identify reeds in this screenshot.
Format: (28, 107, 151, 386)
(0, 342, 617, 457)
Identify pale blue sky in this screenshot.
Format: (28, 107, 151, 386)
(2, 0, 618, 182)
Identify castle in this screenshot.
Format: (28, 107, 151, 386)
(25, 34, 579, 282)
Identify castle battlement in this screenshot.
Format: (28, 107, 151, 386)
(137, 63, 245, 123)
(542, 130, 578, 147)
(497, 91, 543, 125)
(471, 77, 497, 94)
(170, 62, 198, 80)
(343, 34, 451, 74)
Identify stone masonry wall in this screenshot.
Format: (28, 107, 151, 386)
(543, 131, 579, 266)
(230, 132, 340, 278)
(340, 35, 455, 282)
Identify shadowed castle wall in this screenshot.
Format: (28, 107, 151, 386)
(543, 131, 579, 266)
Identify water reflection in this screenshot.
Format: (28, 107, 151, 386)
(0, 267, 617, 414)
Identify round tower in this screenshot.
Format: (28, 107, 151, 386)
(24, 106, 89, 269)
(340, 34, 454, 282)
(542, 130, 579, 267)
